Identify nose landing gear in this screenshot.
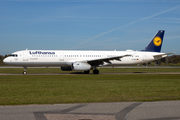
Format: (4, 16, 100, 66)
(23, 67, 27, 75)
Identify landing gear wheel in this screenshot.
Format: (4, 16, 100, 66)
(23, 67, 27, 75)
(23, 71, 27, 75)
(84, 70, 90, 74)
(93, 69, 99, 74)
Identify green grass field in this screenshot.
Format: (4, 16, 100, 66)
(0, 68, 180, 105)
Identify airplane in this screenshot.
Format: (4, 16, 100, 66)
(3, 30, 173, 74)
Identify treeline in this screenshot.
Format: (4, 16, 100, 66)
(0, 55, 180, 66)
(0, 55, 5, 66)
(141, 55, 180, 66)
(152, 55, 180, 66)
(167, 55, 180, 64)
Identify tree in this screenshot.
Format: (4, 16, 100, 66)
(167, 55, 180, 64)
(0, 55, 4, 59)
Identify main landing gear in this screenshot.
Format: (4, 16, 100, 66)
(93, 69, 99, 74)
(83, 69, 99, 74)
(23, 67, 27, 75)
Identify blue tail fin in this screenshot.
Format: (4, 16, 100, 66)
(142, 30, 165, 52)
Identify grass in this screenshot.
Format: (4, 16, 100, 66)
(0, 73, 180, 105)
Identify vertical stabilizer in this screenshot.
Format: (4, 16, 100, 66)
(142, 30, 164, 52)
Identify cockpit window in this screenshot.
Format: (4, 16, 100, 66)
(10, 54, 18, 57)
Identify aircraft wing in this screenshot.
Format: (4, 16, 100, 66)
(85, 54, 131, 66)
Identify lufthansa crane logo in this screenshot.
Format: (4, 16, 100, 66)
(153, 36, 162, 46)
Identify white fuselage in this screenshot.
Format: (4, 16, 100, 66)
(3, 50, 166, 67)
(3, 30, 171, 74)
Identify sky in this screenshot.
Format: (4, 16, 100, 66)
(0, 0, 180, 55)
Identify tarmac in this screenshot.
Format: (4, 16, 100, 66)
(0, 72, 180, 75)
(1, 101, 180, 120)
(1, 66, 180, 75)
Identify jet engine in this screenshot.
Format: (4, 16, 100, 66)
(72, 62, 91, 71)
(61, 62, 91, 71)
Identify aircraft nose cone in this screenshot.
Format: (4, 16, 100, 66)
(3, 58, 9, 64)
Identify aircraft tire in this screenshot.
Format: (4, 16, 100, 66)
(93, 69, 99, 74)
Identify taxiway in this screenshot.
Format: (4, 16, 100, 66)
(0, 101, 180, 120)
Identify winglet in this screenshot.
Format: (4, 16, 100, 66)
(142, 30, 165, 52)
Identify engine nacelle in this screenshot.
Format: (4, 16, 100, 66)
(73, 62, 91, 71)
(61, 66, 72, 71)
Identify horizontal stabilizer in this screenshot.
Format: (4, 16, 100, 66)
(153, 53, 174, 57)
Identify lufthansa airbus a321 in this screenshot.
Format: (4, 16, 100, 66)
(3, 30, 173, 74)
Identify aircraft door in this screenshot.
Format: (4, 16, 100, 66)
(142, 53, 147, 61)
(23, 50, 28, 61)
(101, 53, 106, 58)
(59, 52, 64, 61)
